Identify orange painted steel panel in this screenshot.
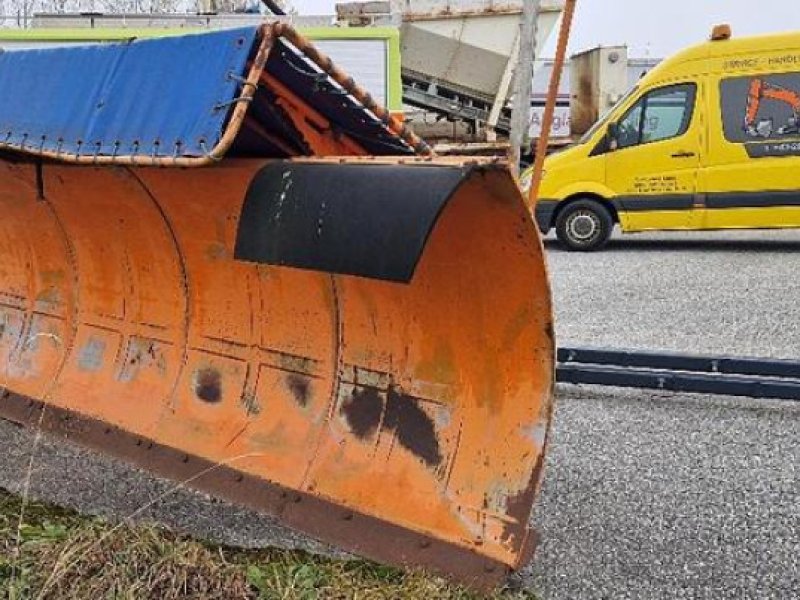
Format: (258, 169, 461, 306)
(0, 156, 553, 588)
(0, 20, 551, 590)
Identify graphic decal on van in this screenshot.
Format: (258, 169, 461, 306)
(721, 74, 800, 157)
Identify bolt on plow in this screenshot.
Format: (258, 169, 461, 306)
(0, 22, 554, 590)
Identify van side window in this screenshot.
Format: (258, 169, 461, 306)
(615, 83, 697, 150)
(617, 100, 645, 148)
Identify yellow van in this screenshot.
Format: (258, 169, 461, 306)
(529, 26, 800, 250)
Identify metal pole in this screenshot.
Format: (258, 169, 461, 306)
(486, 32, 520, 142)
(508, 0, 541, 177)
(261, 0, 286, 15)
(527, 0, 578, 208)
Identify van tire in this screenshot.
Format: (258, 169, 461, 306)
(555, 199, 614, 251)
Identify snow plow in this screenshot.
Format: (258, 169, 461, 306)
(0, 23, 553, 589)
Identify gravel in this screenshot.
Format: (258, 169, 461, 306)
(2, 229, 800, 599)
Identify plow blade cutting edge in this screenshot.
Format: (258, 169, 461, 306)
(0, 23, 554, 590)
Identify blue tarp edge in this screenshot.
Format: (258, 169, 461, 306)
(0, 26, 259, 159)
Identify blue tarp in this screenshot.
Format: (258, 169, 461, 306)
(0, 27, 259, 159)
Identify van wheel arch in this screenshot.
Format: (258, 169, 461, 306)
(552, 194, 619, 228)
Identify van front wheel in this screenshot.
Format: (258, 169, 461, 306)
(555, 199, 613, 251)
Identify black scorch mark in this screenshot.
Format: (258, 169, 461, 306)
(340, 385, 443, 467)
(194, 368, 222, 404)
(286, 374, 311, 408)
(341, 387, 383, 439)
(385, 388, 442, 467)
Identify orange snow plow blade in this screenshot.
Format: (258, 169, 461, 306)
(0, 24, 553, 590)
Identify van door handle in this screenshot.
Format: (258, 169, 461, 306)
(671, 151, 696, 158)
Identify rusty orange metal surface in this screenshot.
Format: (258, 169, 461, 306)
(0, 21, 553, 591)
(0, 156, 553, 587)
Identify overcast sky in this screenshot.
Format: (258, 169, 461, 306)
(288, 0, 796, 58)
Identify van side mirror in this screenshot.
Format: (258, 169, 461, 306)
(607, 122, 620, 151)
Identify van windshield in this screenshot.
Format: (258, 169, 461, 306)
(578, 85, 640, 144)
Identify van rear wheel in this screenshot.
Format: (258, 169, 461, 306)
(555, 199, 613, 251)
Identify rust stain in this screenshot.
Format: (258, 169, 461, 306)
(34, 287, 61, 309)
(414, 341, 457, 385)
(38, 270, 65, 286)
(205, 242, 229, 260)
(500, 450, 546, 552)
(35, 270, 64, 308)
(477, 354, 502, 411)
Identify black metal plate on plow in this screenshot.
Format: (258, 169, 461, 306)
(234, 162, 469, 282)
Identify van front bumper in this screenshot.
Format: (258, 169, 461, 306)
(534, 200, 558, 233)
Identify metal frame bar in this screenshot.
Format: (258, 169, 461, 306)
(273, 23, 432, 156)
(557, 346, 800, 401)
(486, 31, 520, 141)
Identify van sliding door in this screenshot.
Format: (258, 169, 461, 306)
(701, 72, 800, 230)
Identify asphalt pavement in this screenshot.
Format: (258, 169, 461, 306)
(1, 228, 799, 599)
(525, 228, 800, 599)
(545, 229, 800, 358)
(524, 385, 800, 600)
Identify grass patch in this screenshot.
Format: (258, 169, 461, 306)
(0, 490, 535, 599)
